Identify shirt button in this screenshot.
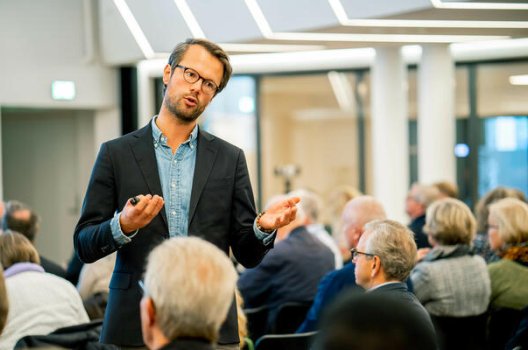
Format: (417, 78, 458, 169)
(171, 183, 175, 188)
(171, 211, 176, 216)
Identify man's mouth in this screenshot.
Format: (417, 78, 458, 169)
(183, 95, 198, 107)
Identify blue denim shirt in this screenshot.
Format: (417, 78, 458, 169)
(110, 118, 275, 246)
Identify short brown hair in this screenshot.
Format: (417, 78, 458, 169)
(0, 231, 40, 269)
(425, 198, 476, 245)
(167, 38, 232, 94)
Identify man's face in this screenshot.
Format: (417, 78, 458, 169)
(343, 221, 362, 249)
(354, 232, 375, 289)
(162, 45, 224, 124)
(487, 214, 503, 251)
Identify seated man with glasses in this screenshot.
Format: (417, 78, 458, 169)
(353, 219, 435, 332)
(139, 237, 238, 350)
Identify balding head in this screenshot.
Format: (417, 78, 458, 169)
(341, 196, 387, 248)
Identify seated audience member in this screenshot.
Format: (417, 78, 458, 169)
(405, 183, 441, 249)
(2, 200, 66, 278)
(238, 192, 335, 330)
(297, 196, 386, 332)
(0, 231, 89, 350)
(315, 291, 437, 350)
(474, 187, 527, 263)
(290, 189, 342, 269)
(140, 237, 238, 350)
(487, 198, 528, 310)
(354, 219, 434, 331)
(411, 198, 490, 318)
(0, 265, 7, 335)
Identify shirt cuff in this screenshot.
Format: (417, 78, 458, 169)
(110, 211, 139, 246)
(253, 219, 276, 246)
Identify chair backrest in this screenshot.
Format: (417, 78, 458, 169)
(244, 305, 270, 341)
(431, 313, 488, 350)
(255, 332, 317, 350)
(272, 302, 312, 334)
(488, 307, 523, 350)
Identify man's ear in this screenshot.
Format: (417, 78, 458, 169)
(370, 255, 381, 278)
(141, 296, 156, 327)
(163, 64, 172, 85)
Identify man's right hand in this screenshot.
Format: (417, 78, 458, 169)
(119, 194, 164, 234)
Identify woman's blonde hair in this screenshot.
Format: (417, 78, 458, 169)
(424, 198, 476, 245)
(0, 231, 40, 269)
(488, 198, 528, 245)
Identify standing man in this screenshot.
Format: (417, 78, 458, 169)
(74, 38, 299, 349)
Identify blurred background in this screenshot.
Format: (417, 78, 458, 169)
(1, 0, 527, 265)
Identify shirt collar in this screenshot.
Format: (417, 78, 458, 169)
(4, 262, 45, 278)
(151, 116, 199, 149)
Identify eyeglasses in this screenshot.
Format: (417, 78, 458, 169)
(175, 64, 219, 95)
(350, 248, 375, 261)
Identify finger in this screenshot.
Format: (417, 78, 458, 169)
(151, 196, 165, 216)
(127, 194, 144, 207)
(142, 196, 161, 217)
(288, 196, 301, 206)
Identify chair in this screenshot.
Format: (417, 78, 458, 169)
(255, 332, 317, 350)
(244, 305, 270, 341)
(430, 313, 488, 350)
(271, 301, 312, 334)
(488, 307, 523, 350)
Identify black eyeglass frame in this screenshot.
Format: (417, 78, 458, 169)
(350, 248, 375, 261)
(175, 64, 219, 95)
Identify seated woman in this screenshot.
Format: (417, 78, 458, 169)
(487, 197, 528, 310)
(0, 231, 89, 350)
(411, 198, 490, 317)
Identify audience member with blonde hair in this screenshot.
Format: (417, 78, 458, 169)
(140, 237, 238, 350)
(0, 231, 88, 350)
(487, 198, 528, 311)
(473, 187, 526, 263)
(411, 198, 490, 318)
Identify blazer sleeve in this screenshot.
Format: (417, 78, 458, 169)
(74, 143, 120, 263)
(228, 150, 271, 268)
(410, 262, 433, 304)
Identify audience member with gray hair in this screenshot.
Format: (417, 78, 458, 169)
(411, 198, 490, 318)
(0, 231, 88, 350)
(140, 237, 238, 350)
(406, 183, 442, 249)
(297, 196, 387, 332)
(353, 219, 434, 331)
(289, 189, 342, 269)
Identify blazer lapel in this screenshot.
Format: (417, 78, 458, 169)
(188, 129, 218, 223)
(130, 123, 168, 228)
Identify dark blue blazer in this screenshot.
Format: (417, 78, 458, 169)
(238, 226, 335, 325)
(297, 262, 360, 332)
(74, 123, 270, 346)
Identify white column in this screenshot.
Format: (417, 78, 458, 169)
(371, 47, 409, 222)
(417, 45, 456, 184)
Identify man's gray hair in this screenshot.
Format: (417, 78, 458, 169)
(144, 237, 238, 342)
(409, 183, 441, 208)
(363, 220, 417, 281)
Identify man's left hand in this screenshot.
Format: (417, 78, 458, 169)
(258, 197, 301, 231)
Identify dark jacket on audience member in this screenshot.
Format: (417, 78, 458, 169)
(40, 255, 67, 279)
(409, 215, 430, 249)
(238, 226, 335, 326)
(297, 262, 360, 333)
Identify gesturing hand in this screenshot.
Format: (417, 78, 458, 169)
(258, 196, 301, 231)
(119, 194, 165, 234)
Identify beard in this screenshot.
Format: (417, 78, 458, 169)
(163, 93, 206, 124)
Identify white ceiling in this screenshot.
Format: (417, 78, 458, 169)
(98, 0, 528, 65)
